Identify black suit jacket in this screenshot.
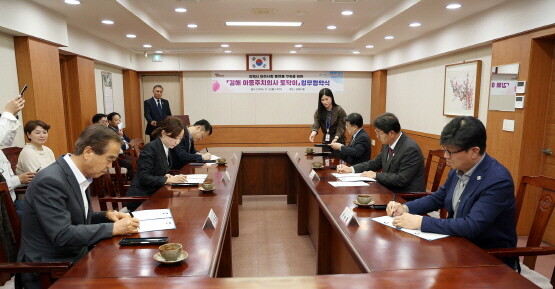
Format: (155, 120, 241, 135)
(333, 128, 370, 166)
(170, 129, 201, 169)
(352, 132, 425, 193)
(144, 97, 172, 135)
(126, 138, 170, 211)
(108, 125, 131, 151)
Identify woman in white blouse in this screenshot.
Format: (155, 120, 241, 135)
(16, 120, 55, 174)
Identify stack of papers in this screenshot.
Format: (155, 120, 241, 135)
(132, 209, 176, 233)
(183, 174, 208, 184)
(371, 216, 449, 241)
(331, 173, 376, 182)
(328, 181, 369, 187)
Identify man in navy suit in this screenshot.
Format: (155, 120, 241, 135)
(144, 85, 172, 140)
(170, 119, 213, 170)
(387, 116, 517, 268)
(329, 112, 370, 166)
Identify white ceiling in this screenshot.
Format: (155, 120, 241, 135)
(32, 0, 507, 56)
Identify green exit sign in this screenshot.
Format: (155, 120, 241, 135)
(152, 54, 162, 62)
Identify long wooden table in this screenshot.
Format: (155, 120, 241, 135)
(55, 147, 538, 289)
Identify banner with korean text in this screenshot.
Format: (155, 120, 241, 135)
(211, 71, 344, 93)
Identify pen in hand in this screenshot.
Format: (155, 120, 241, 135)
(205, 147, 209, 153)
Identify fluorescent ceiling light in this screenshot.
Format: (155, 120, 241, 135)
(384, 35, 394, 40)
(143, 44, 152, 48)
(64, 0, 80, 4)
(126, 34, 137, 38)
(352, 51, 360, 54)
(224, 50, 231, 53)
(365, 45, 374, 48)
(220, 44, 230, 48)
(341, 10, 353, 16)
(446, 3, 462, 9)
(290, 50, 297, 54)
(101, 20, 114, 25)
(187, 24, 198, 28)
(226, 21, 302, 27)
(327, 25, 337, 30)
(294, 44, 303, 48)
(175, 8, 187, 13)
(409, 22, 421, 27)
(155, 50, 163, 54)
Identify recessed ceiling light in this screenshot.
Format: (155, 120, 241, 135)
(352, 51, 360, 54)
(365, 44, 374, 48)
(143, 44, 152, 48)
(224, 50, 231, 53)
(126, 34, 137, 38)
(409, 22, 421, 27)
(226, 21, 302, 27)
(327, 25, 337, 30)
(384, 35, 394, 40)
(155, 50, 163, 54)
(221, 44, 230, 48)
(446, 3, 462, 9)
(341, 10, 353, 16)
(295, 44, 303, 48)
(174, 7, 187, 13)
(64, 0, 80, 4)
(290, 50, 297, 54)
(101, 20, 114, 25)
(187, 24, 198, 28)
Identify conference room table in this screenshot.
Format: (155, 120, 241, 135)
(55, 147, 539, 288)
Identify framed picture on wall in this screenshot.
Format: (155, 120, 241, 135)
(246, 54, 272, 71)
(443, 60, 482, 117)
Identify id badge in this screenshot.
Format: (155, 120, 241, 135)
(325, 133, 330, 142)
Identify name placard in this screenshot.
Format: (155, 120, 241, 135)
(203, 209, 218, 229)
(224, 170, 231, 182)
(339, 207, 359, 226)
(231, 153, 238, 162)
(293, 152, 300, 162)
(308, 169, 320, 181)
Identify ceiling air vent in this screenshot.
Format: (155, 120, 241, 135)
(252, 8, 276, 15)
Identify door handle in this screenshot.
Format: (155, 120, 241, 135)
(542, 148, 552, 155)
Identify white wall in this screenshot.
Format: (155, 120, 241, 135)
(387, 45, 492, 135)
(94, 63, 126, 125)
(0, 32, 25, 147)
(183, 71, 371, 125)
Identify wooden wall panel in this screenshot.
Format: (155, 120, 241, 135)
(14, 37, 69, 156)
(123, 70, 143, 139)
(370, 70, 387, 158)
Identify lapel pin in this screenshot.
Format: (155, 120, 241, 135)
(477, 176, 482, 180)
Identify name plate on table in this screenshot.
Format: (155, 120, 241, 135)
(221, 170, 231, 183)
(339, 207, 359, 226)
(293, 152, 300, 161)
(308, 169, 320, 181)
(203, 209, 218, 229)
(231, 153, 238, 162)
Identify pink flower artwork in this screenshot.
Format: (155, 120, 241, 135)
(449, 73, 474, 111)
(212, 81, 221, 92)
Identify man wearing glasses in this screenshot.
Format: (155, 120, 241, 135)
(337, 112, 425, 193)
(386, 116, 517, 269)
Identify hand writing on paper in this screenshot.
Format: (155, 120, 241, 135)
(392, 213, 423, 230)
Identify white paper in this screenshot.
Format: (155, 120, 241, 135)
(328, 181, 369, 187)
(182, 174, 208, 184)
(138, 218, 176, 233)
(371, 216, 449, 241)
(336, 176, 376, 182)
(131, 209, 172, 220)
(210, 154, 220, 160)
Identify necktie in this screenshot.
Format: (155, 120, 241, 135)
(157, 100, 162, 114)
(387, 147, 393, 160)
(167, 151, 171, 167)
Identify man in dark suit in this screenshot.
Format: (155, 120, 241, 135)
(107, 112, 133, 177)
(144, 84, 172, 140)
(18, 125, 140, 289)
(337, 112, 425, 193)
(329, 112, 370, 166)
(387, 116, 517, 268)
(170, 119, 213, 170)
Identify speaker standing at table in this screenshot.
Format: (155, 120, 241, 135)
(337, 112, 425, 193)
(17, 125, 140, 289)
(387, 116, 518, 269)
(170, 119, 213, 170)
(125, 117, 187, 212)
(329, 112, 370, 166)
(144, 84, 172, 141)
(308, 88, 347, 146)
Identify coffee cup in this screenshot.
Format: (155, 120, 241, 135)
(312, 162, 323, 168)
(305, 148, 314, 154)
(217, 158, 226, 164)
(357, 194, 372, 205)
(159, 243, 183, 261)
(202, 182, 214, 190)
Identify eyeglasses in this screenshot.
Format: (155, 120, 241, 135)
(442, 146, 466, 156)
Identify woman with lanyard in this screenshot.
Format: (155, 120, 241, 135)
(309, 88, 347, 146)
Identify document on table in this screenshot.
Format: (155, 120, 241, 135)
(184, 174, 208, 184)
(331, 173, 376, 182)
(132, 209, 176, 233)
(371, 216, 449, 241)
(328, 181, 370, 187)
(210, 155, 221, 160)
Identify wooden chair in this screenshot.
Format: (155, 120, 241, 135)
(0, 182, 70, 288)
(92, 173, 148, 211)
(2, 147, 23, 173)
(126, 138, 144, 175)
(396, 149, 448, 218)
(487, 176, 555, 286)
